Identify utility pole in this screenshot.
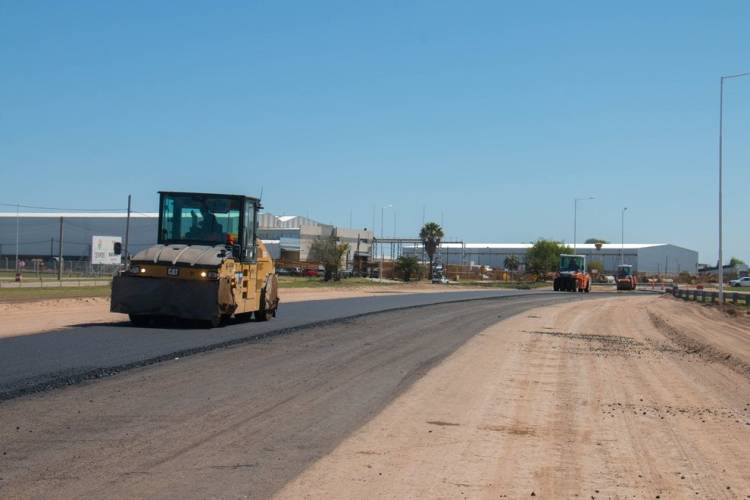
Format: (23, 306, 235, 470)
(421, 205, 426, 265)
(621, 207, 628, 265)
(57, 216, 64, 281)
(14, 203, 19, 271)
(718, 71, 750, 305)
(355, 233, 361, 274)
(123, 194, 132, 267)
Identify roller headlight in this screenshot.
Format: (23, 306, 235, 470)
(129, 265, 143, 274)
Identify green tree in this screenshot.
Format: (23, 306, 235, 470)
(419, 222, 444, 279)
(585, 238, 608, 244)
(504, 255, 520, 280)
(526, 239, 572, 276)
(504, 255, 520, 271)
(587, 259, 604, 275)
(729, 257, 746, 267)
(309, 236, 350, 281)
(395, 256, 420, 282)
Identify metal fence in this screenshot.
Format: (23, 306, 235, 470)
(0, 258, 119, 281)
(672, 286, 750, 307)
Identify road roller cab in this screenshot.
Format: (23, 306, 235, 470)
(111, 191, 279, 327)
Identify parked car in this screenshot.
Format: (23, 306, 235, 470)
(303, 268, 318, 277)
(730, 276, 750, 287)
(339, 268, 354, 278)
(278, 266, 304, 276)
(432, 273, 449, 284)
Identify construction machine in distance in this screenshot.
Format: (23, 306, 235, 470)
(111, 191, 279, 327)
(615, 264, 637, 291)
(553, 254, 591, 293)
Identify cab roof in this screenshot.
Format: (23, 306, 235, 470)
(159, 191, 262, 207)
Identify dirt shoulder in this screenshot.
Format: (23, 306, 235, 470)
(0, 284, 486, 339)
(276, 295, 750, 499)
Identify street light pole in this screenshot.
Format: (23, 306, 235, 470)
(380, 204, 392, 280)
(573, 196, 594, 253)
(621, 207, 628, 265)
(718, 71, 750, 305)
(14, 203, 20, 271)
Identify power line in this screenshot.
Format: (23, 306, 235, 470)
(0, 239, 92, 247)
(0, 202, 126, 212)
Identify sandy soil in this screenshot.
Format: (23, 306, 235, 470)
(276, 295, 750, 499)
(0, 285, 485, 338)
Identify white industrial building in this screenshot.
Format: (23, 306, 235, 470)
(0, 211, 697, 275)
(403, 242, 699, 275)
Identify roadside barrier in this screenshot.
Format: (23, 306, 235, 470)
(672, 287, 750, 307)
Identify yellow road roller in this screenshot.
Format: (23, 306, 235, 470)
(111, 191, 279, 327)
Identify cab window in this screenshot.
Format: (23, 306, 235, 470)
(159, 193, 241, 246)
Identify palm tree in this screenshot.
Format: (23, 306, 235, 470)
(419, 222, 444, 280)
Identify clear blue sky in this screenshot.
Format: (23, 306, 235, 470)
(2, 1, 749, 263)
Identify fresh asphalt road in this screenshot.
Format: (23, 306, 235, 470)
(0, 289, 565, 398)
(0, 293, 604, 499)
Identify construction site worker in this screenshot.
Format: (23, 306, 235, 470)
(187, 207, 223, 241)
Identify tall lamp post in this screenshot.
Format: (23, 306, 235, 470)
(573, 196, 594, 253)
(15, 203, 20, 271)
(621, 207, 628, 265)
(380, 204, 392, 280)
(718, 72, 750, 305)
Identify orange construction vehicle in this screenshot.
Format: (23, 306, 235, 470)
(553, 254, 591, 293)
(615, 264, 637, 291)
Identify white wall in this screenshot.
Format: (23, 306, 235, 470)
(637, 245, 698, 275)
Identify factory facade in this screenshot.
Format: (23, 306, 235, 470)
(402, 242, 699, 276)
(0, 212, 698, 275)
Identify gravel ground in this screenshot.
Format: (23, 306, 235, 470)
(2, 294, 745, 499)
(278, 295, 750, 499)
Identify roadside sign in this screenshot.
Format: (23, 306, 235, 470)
(91, 235, 123, 265)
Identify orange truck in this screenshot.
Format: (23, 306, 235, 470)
(553, 254, 591, 293)
(615, 264, 637, 291)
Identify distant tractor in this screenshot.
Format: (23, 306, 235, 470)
(553, 254, 591, 293)
(615, 264, 637, 291)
